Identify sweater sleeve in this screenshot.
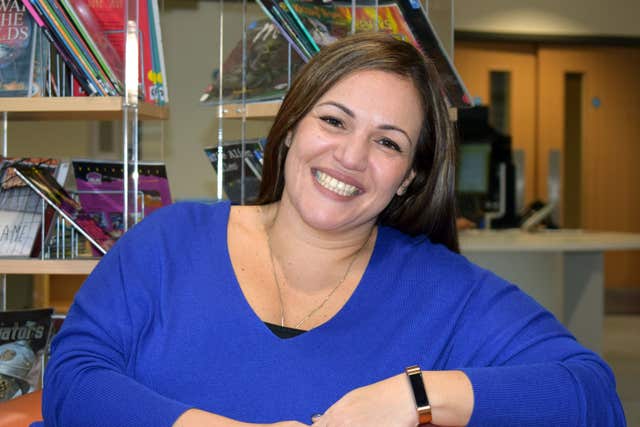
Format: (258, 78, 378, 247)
(42, 210, 193, 427)
(451, 270, 626, 427)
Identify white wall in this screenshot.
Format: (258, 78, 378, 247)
(455, 0, 640, 37)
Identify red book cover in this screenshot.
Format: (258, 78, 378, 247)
(67, 0, 153, 101)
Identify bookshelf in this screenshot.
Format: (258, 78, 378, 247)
(0, 0, 169, 311)
(1, 97, 169, 121)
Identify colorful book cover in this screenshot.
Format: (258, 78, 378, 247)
(72, 159, 172, 237)
(12, 163, 114, 255)
(147, 0, 167, 104)
(204, 139, 265, 204)
(0, 158, 62, 257)
(25, 0, 106, 95)
(0, 0, 39, 96)
(286, 0, 471, 108)
(201, 19, 304, 105)
(0, 308, 53, 402)
(58, 0, 124, 94)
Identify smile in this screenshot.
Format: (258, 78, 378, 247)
(314, 170, 361, 197)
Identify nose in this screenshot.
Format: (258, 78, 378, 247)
(332, 133, 369, 171)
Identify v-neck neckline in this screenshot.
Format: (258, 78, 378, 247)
(220, 201, 382, 342)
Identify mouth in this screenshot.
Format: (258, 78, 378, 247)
(313, 169, 362, 197)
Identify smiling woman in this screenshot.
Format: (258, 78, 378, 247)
(40, 33, 625, 427)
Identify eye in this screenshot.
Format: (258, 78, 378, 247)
(320, 116, 344, 128)
(376, 137, 402, 152)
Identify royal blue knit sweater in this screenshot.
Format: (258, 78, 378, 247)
(39, 201, 625, 426)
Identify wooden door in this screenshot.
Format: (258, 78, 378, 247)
(455, 40, 640, 291)
(538, 45, 640, 290)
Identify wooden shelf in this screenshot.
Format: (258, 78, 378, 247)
(0, 97, 169, 121)
(0, 259, 98, 275)
(218, 100, 281, 119)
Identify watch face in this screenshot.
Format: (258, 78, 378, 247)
(408, 371, 429, 407)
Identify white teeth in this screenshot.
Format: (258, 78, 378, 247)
(315, 170, 359, 196)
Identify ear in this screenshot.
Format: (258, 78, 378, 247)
(284, 132, 293, 147)
(396, 169, 416, 196)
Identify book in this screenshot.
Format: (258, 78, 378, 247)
(147, 0, 168, 104)
(58, 0, 124, 94)
(0, 308, 53, 402)
(72, 159, 172, 237)
(80, 0, 159, 103)
(0, 158, 66, 257)
(200, 19, 304, 105)
(11, 163, 113, 255)
(270, 0, 471, 108)
(0, 0, 41, 96)
(204, 139, 265, 204)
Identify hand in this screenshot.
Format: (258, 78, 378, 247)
(312, 374, 416, 427)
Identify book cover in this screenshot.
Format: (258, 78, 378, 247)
(147, 0, 167, 104)
(0, 0, 39, 96)
(0, 308, 53, 402)
(25, 0, 104, 95)
(12, 163, 114, 255)
(201, 19, 304, 105)
(204, 139, 265, 204)
(72, 159, 172, 237)
(0, 158, 62, 257)
(82, 0, 158, 103)
(58, 0, 124, 94)
(286, 0, 471, 108)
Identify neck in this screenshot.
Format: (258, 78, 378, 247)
(263, 201, 375, 256)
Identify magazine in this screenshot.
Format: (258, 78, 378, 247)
(204, 139, 265, 204)
(201, 19, 304, 105)
(0, 158, 67, 257)
(72, 159, 172, 237)
(0, 0, 41, 97)
(0, 308, 53, 402)
(11, 163, 113, 255)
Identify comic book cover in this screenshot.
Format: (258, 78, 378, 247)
(72, 159, 172, 238)
(0, 308, 53, 402)
(204, 139, 265, 204)
(0, 0, 39, 96)
(201, 18, 304, 105)
(0, 158, 65, 257)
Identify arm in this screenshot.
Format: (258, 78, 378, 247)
(314, 270, 624, 427)
(42, 207, 305, 427)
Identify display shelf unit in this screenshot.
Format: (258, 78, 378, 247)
(0, 259, 98, 275)
(0, 0, 168, 310)
(1, 97, 169, 121)
(218, 100, 281, 120)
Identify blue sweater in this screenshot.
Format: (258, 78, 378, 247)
(40, 201, 625, 426)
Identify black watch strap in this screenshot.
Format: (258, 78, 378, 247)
(405, 365, 432, 425)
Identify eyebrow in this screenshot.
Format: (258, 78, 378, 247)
(316, 101, 414, 146)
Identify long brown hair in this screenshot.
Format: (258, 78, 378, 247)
(254, 32, 459, 253)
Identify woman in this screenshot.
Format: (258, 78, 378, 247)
(41, 33, 625, 427)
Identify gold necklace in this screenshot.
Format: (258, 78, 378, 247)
(266, 230, 372, 329)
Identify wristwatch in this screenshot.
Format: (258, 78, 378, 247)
(405, 365, 432, 425)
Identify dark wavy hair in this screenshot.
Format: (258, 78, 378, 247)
(254, 32, 459, 253)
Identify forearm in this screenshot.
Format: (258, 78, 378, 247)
(173, 409, 307, 427)
(316, 370, 473, 427)
(172, 409, 251, 427)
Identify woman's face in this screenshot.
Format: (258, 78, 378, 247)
(281, 70, 423, 233)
